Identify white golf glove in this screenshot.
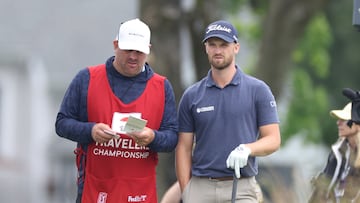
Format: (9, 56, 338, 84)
(226, 144, 251, 178)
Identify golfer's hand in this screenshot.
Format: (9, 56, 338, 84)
(226, 144, 251, 178)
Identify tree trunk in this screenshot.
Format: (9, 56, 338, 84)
(255, 0, 329, 99)
(185, 0, 224, 80)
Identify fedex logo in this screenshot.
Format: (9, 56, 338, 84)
(128, 195, 147, 202)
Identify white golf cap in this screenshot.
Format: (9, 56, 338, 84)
(117, 18, 150, 54)
(330, 102, 352, 120)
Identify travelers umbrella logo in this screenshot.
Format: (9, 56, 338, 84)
(111, 112, 142, 134)
(121, 117, 129, 122)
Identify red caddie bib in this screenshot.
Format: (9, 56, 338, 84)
(82, 64, 165, 203)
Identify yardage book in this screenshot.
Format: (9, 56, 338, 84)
(123, 115, 147, 133)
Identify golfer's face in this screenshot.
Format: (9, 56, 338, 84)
(205, 38, 239, 70)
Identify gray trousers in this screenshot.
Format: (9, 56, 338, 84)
(181, 176, 263, 203)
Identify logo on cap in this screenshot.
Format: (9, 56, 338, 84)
(118, 18, 151, 54)
(202, 20, 238, 43)
(206, 24, 232, 34)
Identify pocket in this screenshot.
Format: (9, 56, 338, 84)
(181, 178, 193, 202)
(254, 181, 264, 203)
(74, 146, 86, 170)
(245, 177, 263, 202)
(74, 146, 86, 185)
(82, 173, 158, 203)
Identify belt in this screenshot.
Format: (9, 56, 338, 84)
(202, 176, 235, 181)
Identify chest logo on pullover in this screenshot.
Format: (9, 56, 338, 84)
(197, 106, 215, 113)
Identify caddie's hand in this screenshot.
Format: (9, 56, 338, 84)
(91, 123, 113, 143)
(226, 144, 251, 178)
(128, 127, 155, 146)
